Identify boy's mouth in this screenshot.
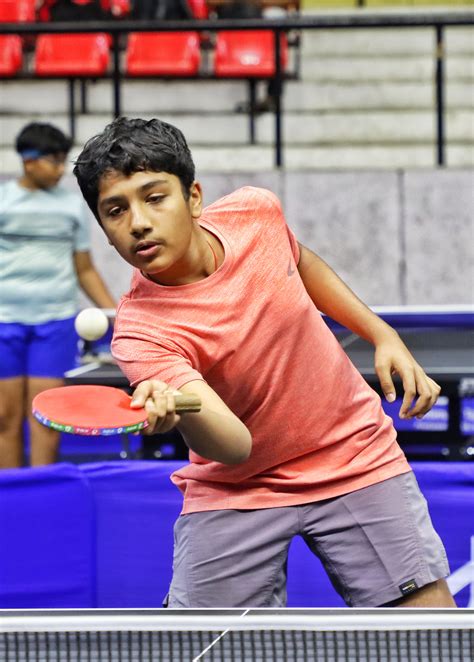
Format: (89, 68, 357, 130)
(134, 241, 163, 258)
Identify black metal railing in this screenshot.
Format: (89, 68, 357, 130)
(1, 10, 473, 167)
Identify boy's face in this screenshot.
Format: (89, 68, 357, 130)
(23, 153, 67, 189)
(97, 169, 203, 283)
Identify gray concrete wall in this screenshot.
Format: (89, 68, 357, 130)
(198, 169, 474, 306)
(80, 169, 474, 307)
(2, 169, 471, 307)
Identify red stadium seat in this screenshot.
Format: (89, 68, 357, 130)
(34, 33, 110, 76)
(0, 35, 22, 75)
(214, 30, 288, 78)
(126, 32, 201, 77)
(188, 0, 209, 19)
(0, 0, 36, 22)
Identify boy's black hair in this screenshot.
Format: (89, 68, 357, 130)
(15, 122, 72, 157)
(73, 117, 196, 221)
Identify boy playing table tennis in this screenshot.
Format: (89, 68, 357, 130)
(73, 117, 455, 608)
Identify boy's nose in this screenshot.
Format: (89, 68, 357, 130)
(130, 205, 152, 233)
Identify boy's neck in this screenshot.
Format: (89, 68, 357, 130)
(145, 228, 223, 287)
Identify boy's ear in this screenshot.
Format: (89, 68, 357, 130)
(189, 181, 203, 219)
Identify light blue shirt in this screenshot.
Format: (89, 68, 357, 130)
(0, 180, 90, 324)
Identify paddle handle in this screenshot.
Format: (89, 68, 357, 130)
(174, 393, 201, 413)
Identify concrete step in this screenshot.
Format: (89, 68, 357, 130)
(300, 55, 473, 82)
(0, 77, 472, 117)
(190, 143, 474, 170)
(1, 141, 472, 175)
(1, 108, 472, 147)
(284, 80, 472, 111)
(299, 26, 473, 56)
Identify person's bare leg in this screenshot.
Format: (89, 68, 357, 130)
(0, 377, 26, 468)
(27, 377, 63, 466)
(385, 578, 456, 608)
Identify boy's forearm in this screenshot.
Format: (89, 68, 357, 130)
(297, 244, 398, 346)
(177, 408, 252, 465)
(132, 380, 252, 465)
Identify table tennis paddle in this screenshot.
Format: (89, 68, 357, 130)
(32, 384, 201, 436)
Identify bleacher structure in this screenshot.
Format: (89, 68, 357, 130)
(0, 1, 472, 172)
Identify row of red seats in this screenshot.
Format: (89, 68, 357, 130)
(0, 0, 287, 79)
(0, 30, 287, 78)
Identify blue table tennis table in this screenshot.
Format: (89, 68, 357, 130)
(65, 305, 474, 462)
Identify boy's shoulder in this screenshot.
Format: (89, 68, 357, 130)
(204, 186, 283, 216)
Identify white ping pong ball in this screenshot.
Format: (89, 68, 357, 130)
(75, 307, 109, 341)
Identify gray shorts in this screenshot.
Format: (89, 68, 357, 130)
(167, 471, 449, 608)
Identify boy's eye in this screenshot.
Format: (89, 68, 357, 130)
(148, 194, 164, 204)
(108, 206, 123, 217)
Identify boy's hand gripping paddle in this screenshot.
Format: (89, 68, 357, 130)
(32, 384, 201, 436)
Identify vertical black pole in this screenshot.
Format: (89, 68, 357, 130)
(249, 79, 256, 145)
(68, 78, 76, 141)
(112, 32, 121, 118)
(274, 29, 283, 168)
(80, 79, 88, 115)
(435, 25, 445, 167)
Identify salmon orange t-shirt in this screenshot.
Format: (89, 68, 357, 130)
(112, 186, 410, 513)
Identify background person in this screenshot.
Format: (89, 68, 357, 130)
(0, 122, 116, 468)
(47, 0, 108, 21)
(131, 0, 193, 20)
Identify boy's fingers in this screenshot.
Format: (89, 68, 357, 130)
(399, 368, 440, 419)
(399, 370, 417, 418)
(411, 374, 441, 419)
(375, 363, 396, 403)
(141, 390, 180, 434)
(131, 379, 169, 407)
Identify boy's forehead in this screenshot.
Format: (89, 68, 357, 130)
(98, 169, 177, 196)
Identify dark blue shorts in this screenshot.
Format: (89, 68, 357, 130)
(0, 317, 79, 379)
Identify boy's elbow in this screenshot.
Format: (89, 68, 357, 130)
(222, 431, 252, 465)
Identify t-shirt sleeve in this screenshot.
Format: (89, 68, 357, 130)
(73, 199, 91, 252)
(255, 186, 300, 264)
(286, 223, 300, 264)
(112, 334, 204, 390)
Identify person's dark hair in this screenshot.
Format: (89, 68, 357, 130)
(73, 117, 196, 221)
(15, 122, 72, 157)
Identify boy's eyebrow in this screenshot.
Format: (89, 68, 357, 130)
(99, 179, 169, 209)
(140, 178, 168, 190)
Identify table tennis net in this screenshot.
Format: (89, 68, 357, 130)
(0, 610, 472, 662)
(0, 628, 473, 662)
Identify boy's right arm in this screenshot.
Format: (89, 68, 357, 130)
(130, 379, 252, 465)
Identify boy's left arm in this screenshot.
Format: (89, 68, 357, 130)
(297, 243, 441, 419)
(73, 251, 116, 309)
